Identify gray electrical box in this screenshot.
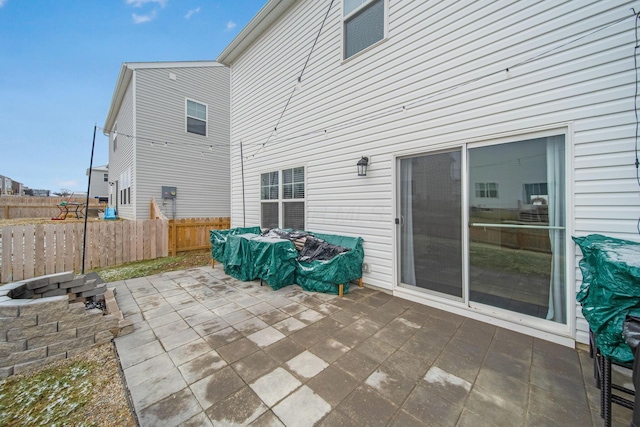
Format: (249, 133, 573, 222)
(161, 186, 177, 200)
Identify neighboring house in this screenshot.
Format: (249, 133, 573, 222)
(0, 175, 20, 195)
(102, 61, 230, 220)
(11, 180, 23, 196)
(217, 0, 640, 347)
(0, 175, 11, 195)
(86, 164, 109, 200)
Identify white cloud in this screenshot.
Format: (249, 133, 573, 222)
(225, 21, 236, 31)
(185, 7, 200, 19)
(126, 0, 166, 7)
(0, 0, 7, 7)
(132, 11, 156, 24)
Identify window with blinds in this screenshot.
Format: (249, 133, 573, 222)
(260, 167, 305, 229)
(343, 0, 385, 59)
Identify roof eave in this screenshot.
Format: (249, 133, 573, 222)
(103, 64, 133, 135)
(217, 0, 297, 65)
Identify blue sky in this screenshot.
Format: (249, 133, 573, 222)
(0, 0, 267, 193)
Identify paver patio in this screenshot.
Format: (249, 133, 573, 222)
(112, 265, 634, 426)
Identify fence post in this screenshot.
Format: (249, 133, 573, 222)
(170, 221, 177, 256)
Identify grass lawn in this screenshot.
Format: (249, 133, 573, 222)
(93, 250, 212, 282)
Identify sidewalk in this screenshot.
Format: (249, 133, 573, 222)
(112, 265, 633, 426)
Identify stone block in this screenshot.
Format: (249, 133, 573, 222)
(5, 346, 47, 366)
(12, 289, 34, 299)
(0, 299, 31, 317)
(70, 281, 97, 294)
(7, 322, 57, 341)
(68, 302, 85, 312)
(80, 285, 107, 298)
(42, 288, 68, 298)
(0, 315, 38, 330)
(0, 296, 11, 304)
(32, 283, 60, 294)
(46, 271, 75, 285)
(25, 277, 51, 290)
(104, 288, 116, 299)
(106, 299, 119, 314)
(0, 340, 27, 358)
(0, 366, 13, 378)
(27, 328, 77, 349)
(94, 330, 116, 345)
(18, 296, 68, 317)
(76, 316, 119, 338)
(60, 277, 85, 289)
(47, 335, 94, 356)
(109, 310, 123, 320)
(118, 319, 134, 336)
(0, 281, 27, 297)
(13, 353, 67, 375)
(57, 312, 102, 331)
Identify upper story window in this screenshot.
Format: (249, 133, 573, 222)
(186, 99, 207, 136)
(343, 0, 385, 59)
(103, 173, 108, 182)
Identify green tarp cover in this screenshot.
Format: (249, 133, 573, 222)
(296, 233, 364, 295)
(574, 234, 640, 363)
(210, 227, 262, 262)
(223, 234, 298, 290)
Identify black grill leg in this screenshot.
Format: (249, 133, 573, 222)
(603, 356, 612, 427)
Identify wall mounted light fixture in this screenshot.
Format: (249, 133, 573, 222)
(357, 156, 369, 177)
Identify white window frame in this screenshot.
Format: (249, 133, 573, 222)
(103, 173, 108, 182)
(342, 0, 388, 61)
(474, 182, 499, 198)
(393, 125, 574, 341)
(185, 98, 208, 137)
(260, 167, 306, 230)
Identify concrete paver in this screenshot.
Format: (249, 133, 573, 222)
(113, 265, 632, 426)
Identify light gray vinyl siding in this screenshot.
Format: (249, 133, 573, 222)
(110, 81, 135, 219)
(133, 66, 230, 219)
(228, 0, 639, 344)
(88, 168, 109, 198)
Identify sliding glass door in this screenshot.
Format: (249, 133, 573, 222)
(468, 136, 566, 323)
(398, 134, 567, 325)
(399, 150, 463, 299)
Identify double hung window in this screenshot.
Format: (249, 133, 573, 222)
(343, 0, 386, 59)
(474, 182, 499, 198)
(260, 167, 305, 229)
(186, 99, 207, 136)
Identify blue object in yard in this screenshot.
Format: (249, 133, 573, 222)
(104, 207, 117, 220)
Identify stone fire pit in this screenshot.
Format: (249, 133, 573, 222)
(0, 272, 133, 377)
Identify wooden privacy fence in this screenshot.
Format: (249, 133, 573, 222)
(0, 219, 168, 283)
(469, 225, 552, 253)
(0, 196, 103, 220)
(169, 217, 231, 256)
